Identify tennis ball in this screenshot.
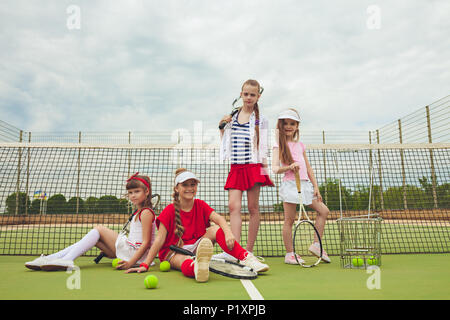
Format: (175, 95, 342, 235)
(159, 261, 171, 272)
(367, 256, 379, 265)
(112, 258, 121, 268)
(144, 275, 158, 289)
(352, 257, 364, 267)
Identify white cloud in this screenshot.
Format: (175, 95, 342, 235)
(0, 0, 449, 139)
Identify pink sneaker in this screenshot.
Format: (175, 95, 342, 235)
(308, 243, 331, 263)
(284, 253, 305, 265)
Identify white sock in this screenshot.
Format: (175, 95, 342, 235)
(59, 229, 101, 261)
(46, 243, 77, 260)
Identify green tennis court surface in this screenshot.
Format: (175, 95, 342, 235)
(1, 254, 449, 300)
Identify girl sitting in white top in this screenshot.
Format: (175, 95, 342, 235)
(25, 173, 156, 271)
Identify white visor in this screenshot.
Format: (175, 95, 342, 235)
(278, 109, 300, 122)
(175, 171, 200, 185)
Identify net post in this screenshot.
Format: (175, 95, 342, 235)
(426, 106, 438, 209)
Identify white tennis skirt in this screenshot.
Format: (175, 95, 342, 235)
(279, 179, 316, 205)
(115, 232, 153, 266)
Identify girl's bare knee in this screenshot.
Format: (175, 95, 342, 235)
(248, 204, 260, 215)
(284, 218, 295, 227)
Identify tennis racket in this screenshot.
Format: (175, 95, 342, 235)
(169, 245, 258, 280)
(94, 193, 161, 264)
(218, 86, 264, 129)
(292, 171, 323, 267)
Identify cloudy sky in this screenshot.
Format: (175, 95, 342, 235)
(0, 0, 449, 137)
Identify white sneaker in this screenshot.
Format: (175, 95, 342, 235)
(25, 254, 53, 270)
(284, 253, 305, 265)
(194, 238, 213, 282)
(308, 242, 331, 263)
(41, 258, 75, 271)
(241, 252, 269, 273)
(212, 251, 238, 262)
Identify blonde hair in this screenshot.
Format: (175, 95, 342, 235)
(172, 168, 187, 246)
(276, 108, 300, 166)
(241, 79, 262, 148)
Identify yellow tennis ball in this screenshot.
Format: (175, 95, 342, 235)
(368, 256, 379, 265)
(159, 261, 171, 272)
(112, 258, 121, 268)
(352, 257, 364, 267)
(144, 275, 158, 289)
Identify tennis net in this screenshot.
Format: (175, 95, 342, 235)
(0, 142, 448, 257)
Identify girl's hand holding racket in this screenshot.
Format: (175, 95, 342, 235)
(219, 115, 232, 129)
(289, 162, 300, 172)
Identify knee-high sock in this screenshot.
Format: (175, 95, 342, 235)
(46, 243, 77, 260)
(215, 228, 247, 261)
(181, 258, 195, 278)
(49, 229, 101, 261)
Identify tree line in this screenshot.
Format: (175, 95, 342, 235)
(3, 176, 449, 214)
(275, 177, 449, 211)
(4, 194, 130, 215)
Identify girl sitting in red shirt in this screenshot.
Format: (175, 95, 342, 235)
(126, 168, 269, 282)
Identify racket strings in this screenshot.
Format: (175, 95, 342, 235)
(293, 221, 322, 267)
(209, 260, 256, 278)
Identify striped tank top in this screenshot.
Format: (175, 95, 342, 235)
(230, 118, 252, 164)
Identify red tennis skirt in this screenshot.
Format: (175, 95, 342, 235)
(224, 163, 274, 191)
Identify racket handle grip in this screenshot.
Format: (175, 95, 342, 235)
(94, 252, 106, 264)
(294, 171, 301, 193)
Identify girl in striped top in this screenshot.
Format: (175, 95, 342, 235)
(218, 79, 273, 261)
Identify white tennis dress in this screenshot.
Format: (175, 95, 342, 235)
(115, 209, 156, 265)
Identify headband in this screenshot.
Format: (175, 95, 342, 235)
(278, 109, 300, 122)
(175, 171, 200, 185)
(127, 172, 150, 190)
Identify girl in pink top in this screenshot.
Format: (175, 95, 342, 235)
(272, 108, 331, 264)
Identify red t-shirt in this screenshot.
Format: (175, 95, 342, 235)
(156, 199, 214, 261)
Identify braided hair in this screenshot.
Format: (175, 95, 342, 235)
(172, 168, 187, 246)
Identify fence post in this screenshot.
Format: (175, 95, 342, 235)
(398, 120, 408, 210)
(369, 131, 375, 210)
(322, 131, 327, 205)
(76, 131, 81, 214)
(426, 106, 438, 208)
(15, 130, 23, 215)
(25, 132, 31, 215)
(376, 130, 384, 210)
